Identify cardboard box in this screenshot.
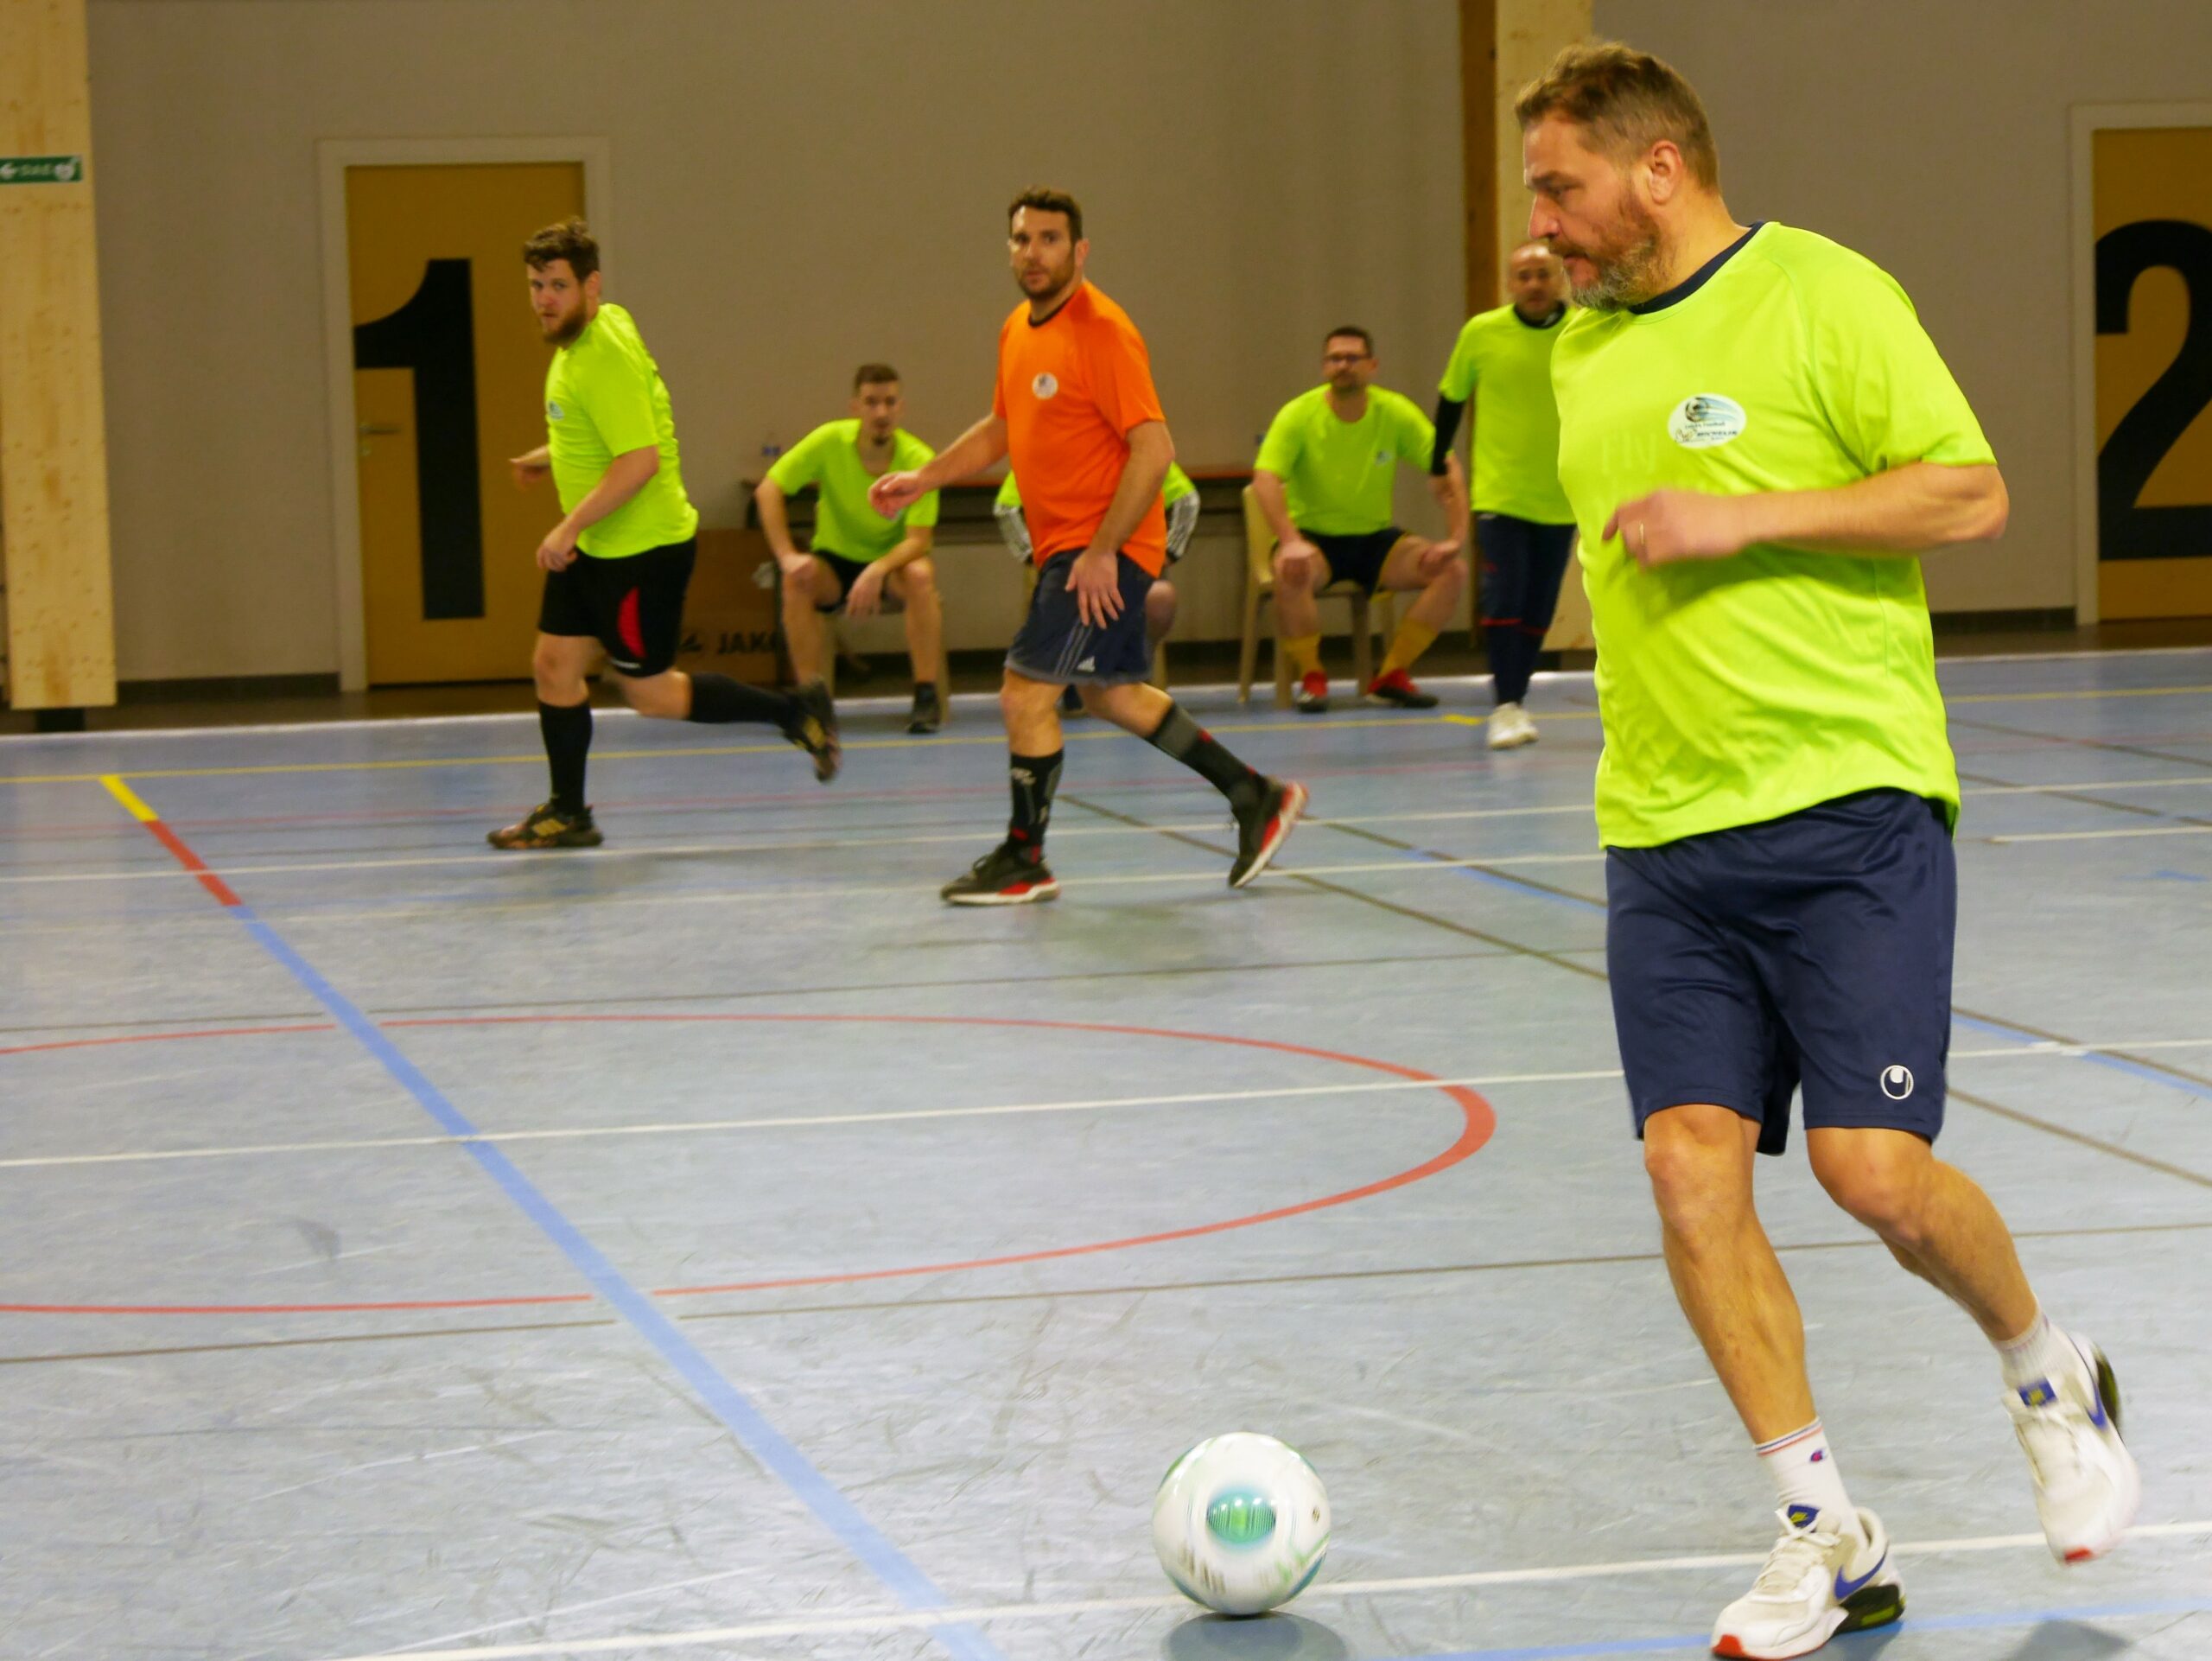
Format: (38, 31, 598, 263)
(677, 527, 785, 682)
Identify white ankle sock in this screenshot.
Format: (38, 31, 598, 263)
(1996, 1308, 2083, 1397)
(1756, 1420, 1857, 1536)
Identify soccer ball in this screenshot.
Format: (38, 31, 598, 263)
(1151, 1432, 1331, 1616)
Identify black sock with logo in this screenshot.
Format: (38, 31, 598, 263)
(1007, 749, 1064, 857)
(1147, 703, 1263, 811)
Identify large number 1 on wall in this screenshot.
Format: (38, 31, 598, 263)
(2094, 220, 2212, 563)
(354, 258, 486, 619)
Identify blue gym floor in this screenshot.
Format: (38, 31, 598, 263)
(2, 649, 2208, 1661)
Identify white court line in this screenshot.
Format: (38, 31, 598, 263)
(0, 1067, 1629, 1171)
(10, 1041, 2208, 1174)
(0, 847, 1609, 891)
(8, 775, 2209, 892)
(325, 1520, 2212, 1661)
(1990, 824, 2212, 844)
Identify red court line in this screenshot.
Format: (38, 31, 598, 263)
(143, 816, 244, 907)
(1, 1013, 1496, 1318)
(10, 1294, 597, 1315)
(0, 1023, 334, 1060)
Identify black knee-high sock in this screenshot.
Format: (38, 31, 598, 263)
(1485, 622, 1523, 704)
(540, 700, 593, 814)
(685, 671, 796, 727)
(1007, 750, 1064, 855)
(1147, 703, 1263, 810)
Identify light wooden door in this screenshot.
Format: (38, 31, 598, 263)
(347, 162, 583, 682)
(2093, 128, 2212, 620)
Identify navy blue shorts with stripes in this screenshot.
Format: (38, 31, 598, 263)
(1006, 547, 1156, 685)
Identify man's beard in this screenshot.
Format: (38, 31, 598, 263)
(1020, 261, 1076, 309)
(1558, 200, 1667, 313)
(543, 309, 588, 347)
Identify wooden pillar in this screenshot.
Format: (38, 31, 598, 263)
(1465, 0, 1597, 654)
(0, 0, 118, 722)
(1460, 0, 1499, 319)
(1494, 0, 1594, 295)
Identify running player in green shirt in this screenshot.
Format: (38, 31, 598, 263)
(756, 365, 948, 734)
(494, 219, 836, 849)
(1520, 44, 2136, 1658)
(1253, 328, 1469, 712)
(1433, 244, 1577, 749)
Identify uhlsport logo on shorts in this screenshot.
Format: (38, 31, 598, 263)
(1880, 1064, 1915, 1100)
(1032, 372, 1059, 400)
(1668, 393, 1746, 449)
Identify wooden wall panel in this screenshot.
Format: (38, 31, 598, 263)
(0, 0, 118, 710)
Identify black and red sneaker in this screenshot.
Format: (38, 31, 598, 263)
(1293, 670, 1331, 714)
(941, 840, 1060, 906)
(1229, 779, 1308, 889)
(1363, 668, 1439, 709)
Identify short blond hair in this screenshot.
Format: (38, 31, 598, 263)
(1514, 41, 1719, 188)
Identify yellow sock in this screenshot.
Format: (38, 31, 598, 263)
(1282, 633, 1322, 680)
(1380, 619, 1439, 679)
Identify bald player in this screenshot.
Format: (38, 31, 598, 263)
(871, 188, 1304, 904)
(1433, 244, 1579, 749)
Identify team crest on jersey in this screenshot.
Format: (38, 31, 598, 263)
(1032, 372, 1059, 400)
(547, 400, 566, 422)
(1668, 393, 1745, 449)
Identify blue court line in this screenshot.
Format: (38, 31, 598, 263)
(1373, 1595, 2212, 1661)
(188, 893, 1004, 1661)
(1399, 843, 1609, 914)
(1951, 1011, 2211, 1098)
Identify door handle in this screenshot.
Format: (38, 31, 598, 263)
(358, 423, 403, 436)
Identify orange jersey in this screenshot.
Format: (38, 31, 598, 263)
(993, 283, 1168, 576)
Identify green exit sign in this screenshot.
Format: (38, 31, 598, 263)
(0, 156, 86, 186)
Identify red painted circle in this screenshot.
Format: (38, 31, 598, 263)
(1, 1014, 1494, 1316)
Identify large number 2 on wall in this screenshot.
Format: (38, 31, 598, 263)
(354, 258, 486, 619)
(2094, 220, 2212, 563)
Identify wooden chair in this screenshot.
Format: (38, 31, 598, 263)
(1236, 487, 1395, 707)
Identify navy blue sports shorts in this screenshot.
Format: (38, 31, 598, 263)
(1007, 548, 1156, 685)
(1605, 788, 1955, 1155)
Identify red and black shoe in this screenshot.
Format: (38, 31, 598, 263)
(1229, 779, 1308, 889)
(941, 840, 1060, 906)
(1363, 668, 1439, 709)
(1293, 670, 1331, 714)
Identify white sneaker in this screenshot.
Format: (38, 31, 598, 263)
(2007, 1333, 2140, 1563)
(1710, 1506, 1902, 1659)
(1486, 702, 1538, 749)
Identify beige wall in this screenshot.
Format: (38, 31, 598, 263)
(86, 0, 1465, 680)
(1592, 0, 2212, 614)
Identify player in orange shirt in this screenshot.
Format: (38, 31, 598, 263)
(873, 188, 1306, 905)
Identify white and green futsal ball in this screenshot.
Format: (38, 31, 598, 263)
(1151, 1432, 1331, 1616)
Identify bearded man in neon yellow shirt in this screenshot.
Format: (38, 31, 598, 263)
(1520, 42, 2137, 1659)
